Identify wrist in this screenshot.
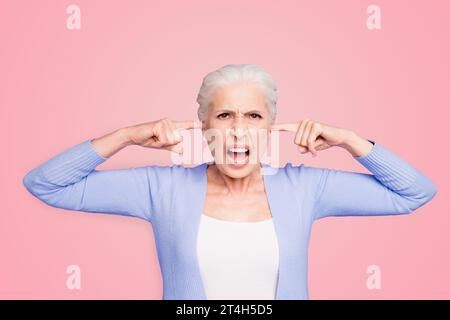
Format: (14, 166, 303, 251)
(338, 130, 357, 149)
(116, 127, 135, 147)
(341, 130, 373, 157)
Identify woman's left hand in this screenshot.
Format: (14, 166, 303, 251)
(270, 119, 356, 157)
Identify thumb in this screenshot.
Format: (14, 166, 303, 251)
(298, 145, 308, 153)
(298, 138, 327, 154)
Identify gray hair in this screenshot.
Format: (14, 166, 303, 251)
(196, 64, 278, 123)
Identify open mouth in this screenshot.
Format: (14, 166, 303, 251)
(226, 145, 250, 166)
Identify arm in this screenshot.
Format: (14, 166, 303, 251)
(23, 119, 199, 221)
(313, 134, 437, 220)
(23, 128, 154, 222)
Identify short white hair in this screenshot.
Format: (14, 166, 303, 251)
(196, 64, 278, 123)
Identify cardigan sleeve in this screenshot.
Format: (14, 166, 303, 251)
(23, 139, 153, 222)
(313, 141, 437, 221)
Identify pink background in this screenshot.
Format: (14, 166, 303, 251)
(1, 0, 449, 299)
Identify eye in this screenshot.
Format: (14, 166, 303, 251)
(249, 113, 262, 119)
(217, 113, 230, 119)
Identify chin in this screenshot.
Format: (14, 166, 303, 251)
(216, 162, 260, 179)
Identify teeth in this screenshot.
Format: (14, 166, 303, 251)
(228, 147, 248, 153)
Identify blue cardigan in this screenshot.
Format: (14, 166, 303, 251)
(23, 139, 437, 299)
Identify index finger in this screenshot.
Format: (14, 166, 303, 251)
(270, 122, 299, 132)
(173, 120, 202, 130)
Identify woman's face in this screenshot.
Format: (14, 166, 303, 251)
(202, 81, 272, 179)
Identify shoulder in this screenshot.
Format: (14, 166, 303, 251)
(263, 162, 329, 208)
(144, 162, 207, 185)
(263, 162, 325, 185)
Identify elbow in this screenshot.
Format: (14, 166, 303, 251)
(22, 168, 56, 201)
(422, 179, 437, 204)
(23, 169, 38, 197)
(23, 169, 78, 210)
(419, 175, 438, 205)
(406, 176, 438, 213)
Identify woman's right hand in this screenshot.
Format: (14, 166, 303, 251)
(125, 118, 201, 154)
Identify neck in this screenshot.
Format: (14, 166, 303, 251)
(208, 164, 264, 195)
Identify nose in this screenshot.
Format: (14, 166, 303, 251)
(230, 118, 248, 140)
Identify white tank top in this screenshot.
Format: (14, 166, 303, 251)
(196, 213, 280, 300)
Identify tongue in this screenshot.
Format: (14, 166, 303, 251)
(232, 152, 247, 163)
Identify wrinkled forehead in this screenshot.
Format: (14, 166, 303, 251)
(209, 83, 267, 113)
(209, 105, 268, 115)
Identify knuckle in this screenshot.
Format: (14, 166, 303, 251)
(160, 118, 170, 126)
(156, 120, 165, 128)
(154, 123, 162, 133)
